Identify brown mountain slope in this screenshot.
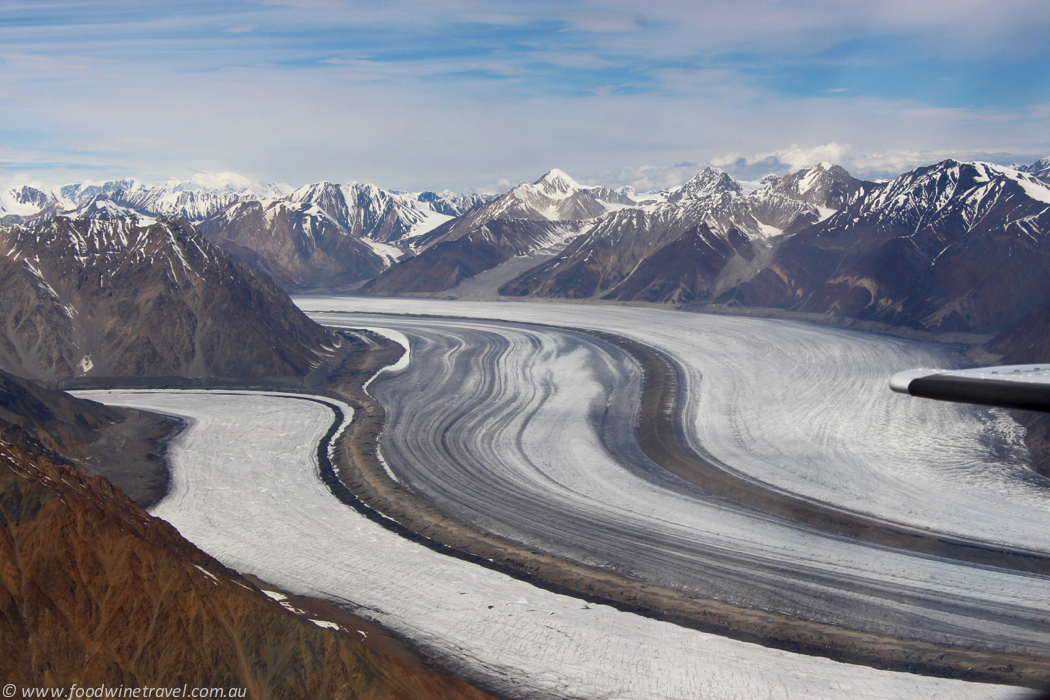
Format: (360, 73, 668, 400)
(0, 369, 177, 507)
(0, 216, 338, 381)
(197, 197, 388, 289)
(0, 440, 494, 700)
(362, 220, 582, 296)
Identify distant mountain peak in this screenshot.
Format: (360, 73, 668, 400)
(760, 162, 872, 211)
(533, 169, 584, 199)
(1015, 156, 1050, 184)
(669, 168, 741, 202)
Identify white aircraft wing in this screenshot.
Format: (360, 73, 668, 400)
(890, 364, 1050, 412)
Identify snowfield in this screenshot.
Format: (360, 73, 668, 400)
(75, 389, 1038, 699)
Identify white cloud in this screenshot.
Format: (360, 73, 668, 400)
(712, 143, 854, 173)
(1, 2, 1048, 192)
(473, 177, 514, 195)
(188, 171, 255, 190)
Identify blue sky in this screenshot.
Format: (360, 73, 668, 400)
(1, 0, 1048, 192)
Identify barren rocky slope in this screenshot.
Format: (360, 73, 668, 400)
(0, 368, 177, 507)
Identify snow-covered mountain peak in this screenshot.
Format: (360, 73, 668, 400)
(289, 181, 340, 202)
(757, 162, 873, 212)
(534, 168, 583, 198)
(668, 168, 742, 203)
(66, 195, 153, 223)
(832, 158, 1050, 237)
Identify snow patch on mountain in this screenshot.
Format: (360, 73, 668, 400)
(359, 238, 405, 266)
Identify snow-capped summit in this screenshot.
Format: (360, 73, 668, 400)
(668, 168, 742, 203)
(0, 178, 286, 224)
(0, 186, 58, 222)
(533, 169, 583, 199)
(65, 195, 152, 223)
(758, 162, 871, 211)
(433, 169, 630, 230)
(856, 159, 1050, 229)
(362, 169, 636, 296)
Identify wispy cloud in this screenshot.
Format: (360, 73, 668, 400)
(1, 0, 1047, 190)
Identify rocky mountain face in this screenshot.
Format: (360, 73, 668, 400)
(197, 195, 391, 290)
(0, 215, 338, 381)
(361, 219, 583, 296)
(721, 160, 1050, 335)
(0, 439, 494, 699)
(361, 169, 624, 295)
(413, 169, 633, 248)
(757, 162, 871, 211)
(500, 164, 869, 303)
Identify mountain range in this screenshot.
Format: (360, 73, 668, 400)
(498, 163, 867, 303)
(722, 159, 1050, 336)
(0, 179, 490, 291)
(4, 156, 1049, 349)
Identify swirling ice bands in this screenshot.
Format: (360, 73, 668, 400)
(74, 389, 1037, 700)
(298, 300, 1050, 659)
(298, 297, 1050, 551)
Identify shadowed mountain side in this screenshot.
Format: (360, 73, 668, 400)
(197, 198, 389, 289)
(0, 441, 496, 700)
(604, 226, 760, 303)
(0, 216, 339, 381)
(501, 224, 764, 303)
(363, 220, 582, 296)
(0, 369, 177, 508)
(720, 160, 1050, 335)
